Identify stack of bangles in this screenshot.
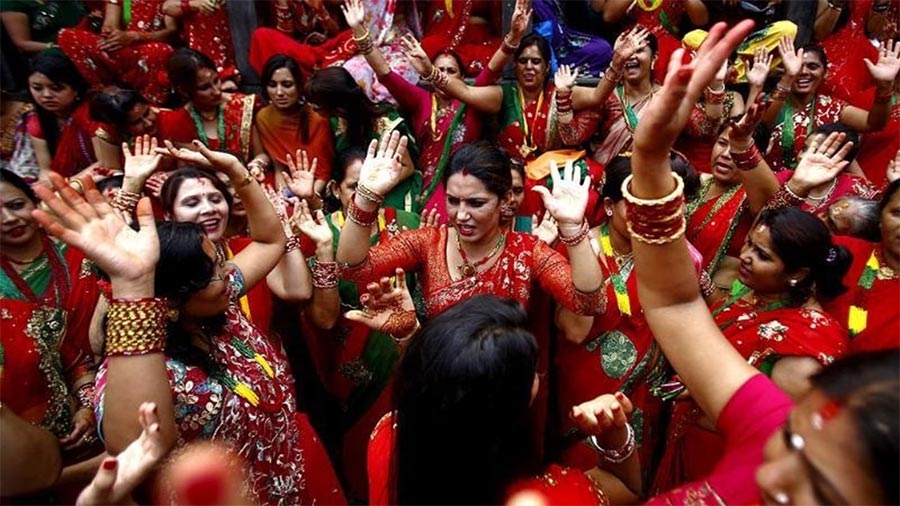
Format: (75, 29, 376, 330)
(603, 65, 623, 84)
(105, 297, 169, 356)
(705, 85, 726, 105)
(111, 189, 142, 214)
(353, 29, 374, 55)
(346, 185, 383, 227)
(770, 83, 791, 102)
(75, 382, 96, 411)
(588, 423, 636, 464)
(501, 35, 519, 55)
(556, 92, 573, 115)
(285, 235, 302, 253)
(423, 66, 449, 92)
(731, 140, 763, 171)
(558, 219, 590, 246)
(766, 183, 805, 210)
(309, 258, 339, 289)
(699, 271, 716, 298)
(621, 173, 686, 245)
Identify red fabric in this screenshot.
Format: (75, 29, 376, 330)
(686, 186, 750, 274)
(626, 0, 685, 84)
(30, 102, 100, 178)
(0, 243, 99, 438)
(155, 94, 257, 161)
(367, 413, 606, 506)
(775, 170, 881, 217)
(652, 301, 847, 492)
(420, 0, 503, 76)
(225, 236, 274, 337)
(819, 0, 879, 108)
(249, 27, 351, 76)
(857, 100, 900, 187)
(57, 0, 173, 105)
(647, 374, 793, 505)
(177, 3, 236, 76)
(825, 237, 900, 354)
(764, 94, 847, 172)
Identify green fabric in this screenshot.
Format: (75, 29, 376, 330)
(513, 215, 533, 233)
(498, 82, 522, 130)
(123, 0, 131, 27)
(0, 241, 68, 300)
(0, 0, 84, 43)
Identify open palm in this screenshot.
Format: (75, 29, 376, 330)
(864, 39, 900, 83)
(285, 149, 317, 200)
(122, 135, 162, 183)
(358, 131, 408, 197)
(533, 161, 590, 225)
(792, 132, 853, 190)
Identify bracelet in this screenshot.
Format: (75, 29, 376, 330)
(105, 297, 169, 356)
(622, 173, 687, 245)
(346, 195, 378, 227)
(770, 84, 791, 102)
(588, 423, 636, 464)
(732, 143, 763, 171)
(75, 382, 96, 410)
(285, 235, 301, 253)
(356, 183, 385, 204)
(180, 0, 191, 13)
(111, 189, 142, 214)
(501, 35, 520, 55)
(699, 271, 716, 298)
(309, 257, 339, 289)
(705, 86, 726, 105)
(827, 0, 843, 10)
(765, 185, 805, 210)
(603, 67, 623, 84)
(351, 28, 371, 42)
(423, 66, 450, 91)
(236, 171, 254, 188)
(558, 219, 590, 246)
(355, 34, 374, 55)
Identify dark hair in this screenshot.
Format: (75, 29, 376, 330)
(167, 48, 218, 100)
(645, 31, 659, 56)
(0, 168, 38, 203)
(260, 54, 312, 143)
(809, 349, 900, 505)
(96, 175, 125, 194)
(756, 207, 851, 301)
(28, 53, 89, 154)
(809, 122, 859, 163)
(395, 295, 539, 504)
(602, 154, 701, 202)
(443, 141, 512, 199)
(305, 67, 385, 148)
(800, 43, 828, 70)
(433, 50, 466, 75)
(879, 179, 900, 217)
(830, 196, 880, 242)
(159, 167, 234, 216)
(333, 146, 368, 184)
(514, 34, 553, 85)
(89, 87, 145, 131)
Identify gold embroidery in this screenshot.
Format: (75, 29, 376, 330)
(25, 307, 73, 437)
(239, 94, 256, 160)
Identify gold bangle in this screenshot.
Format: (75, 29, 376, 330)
(105, 298, 169, 356)
(620, 173, 684, 207)
(236, 171, 254, 188)
(351, 28, 371, 43)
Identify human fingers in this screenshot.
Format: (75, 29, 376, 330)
(395, 267, 407, 291)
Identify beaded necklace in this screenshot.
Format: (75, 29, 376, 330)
(615, 85, 653, 133)
(847, 249, 897, 337)
(599, 223, 633, 316)
(188, 104, 226, 148)
(456, 229, 506, 278)
(516, 85, 544, 159)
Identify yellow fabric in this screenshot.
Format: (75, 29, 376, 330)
(524, 149, 586, 180)
(683, 21, 798, 83)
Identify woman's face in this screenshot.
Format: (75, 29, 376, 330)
(266, 67, 300, 110)
(756, 389, 884, 505)
(333, 159, 363, 212)
(446, 172, 502, 244)
(880, 190, 900, 259)
(125, 102, 158, 137)
(738, 224, 796, 295)
(28, 72, 78, 115)
(623, 44, 655, 83)
(192, 68, 224, 110)
(793, 52, 826, 95)
(515, 44, 548, 92)
(167, 178, 230, 241)
(710, 130, 740, 185)
(181, 236, 231, 318)
(0, 182, 38, 249)
(510, 169, 525, 211)
(215, 173, 245, 219)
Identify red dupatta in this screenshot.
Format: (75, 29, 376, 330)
(685, 181, 748, 275)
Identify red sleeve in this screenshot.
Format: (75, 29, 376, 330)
(26, 112, 44, 139)
(379, 71, 429, 118)
(473, 65, 501, 86)
(367, 412, 395, 506)
(61, 248, 101, 385)
(339, 227, 432, 283)
(532, 237, 607, 315)
(560, 109, 602, 147)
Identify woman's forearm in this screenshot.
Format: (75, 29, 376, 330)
(335, 193, 378, 266)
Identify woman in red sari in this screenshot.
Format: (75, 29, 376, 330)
(161, 0, 237, 82)
(248, 0, 344, 76)
(419, 0, 503, 77)
(158, 49, 264, 167)
(0, 169, 102, 494)
(58, 0, 176, 105)
(824, 180, 900, 354)
(815, 0, 880, 107)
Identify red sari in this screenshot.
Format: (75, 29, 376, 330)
(685, 180, 751, 275)
(651, 297, 847, 493)
(819, 0, 879, 107)
(27, 102, 99, 178)
(625, 0, 685, 83)
(156, 93, 257, 161)
(367, 412, 609, 506)
(764, 94, 848, 172)
(0, 238, 99, 439)
(420, 0, 503, 76)
(775, 170, 881, 217)
(176, 0, 236, 77)
(58, 0, 173, 105)
(825, 237, 900, 354)
(223, 237, 274, 337)
(675, 94, 741, 174)
(857, 97, 900, 187)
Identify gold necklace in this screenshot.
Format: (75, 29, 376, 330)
(455, 230, 506, 278)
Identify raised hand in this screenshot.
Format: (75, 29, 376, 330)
(570, 391, 634, 447)
(345, 268, 419, 342)
(419, 207, 440, 228)
(358, 131, 408, 198)
(508, 0, 532, 43)
(122, 135, 162, 184)
(293, 199, 333, 246)
(76, 403, 167, 506)
(777, 35, 802, 79)
(633, 21, 756, 160)
(789, 131, 854, 194)
(144, 171, 170, 199)
(612, 27, 650, 66)
(554, 65, 579, 94)
(340, 0, 365, 31)
(747, 47, 773, 90)
(532, 161, 591, 226)
(887, 149, 900, 184)
(864, 39, 900, 84)
(262, 184, 294, 237)
(728, 94, 771, 145)
(190, 0, 219, 14)
(532, 210, 558, 245)
(284, 149, 318, 200)
(31, 174, 158, 294)
(156, 140, 244, 175)
(399, 35, 432, 77)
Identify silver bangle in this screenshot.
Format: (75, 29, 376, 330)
(588, 423, 635, 464)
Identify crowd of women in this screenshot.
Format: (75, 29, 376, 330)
(1, 0, 898, 504)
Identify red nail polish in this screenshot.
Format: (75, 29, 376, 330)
(103, 459, 118, 470)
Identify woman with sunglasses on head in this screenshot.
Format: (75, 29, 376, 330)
(35, 144, 345, 505)
(623, 20, 897, 505)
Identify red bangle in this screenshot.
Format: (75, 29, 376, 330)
(346, 195, 378, 227)
(732, 144, 763, 171)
